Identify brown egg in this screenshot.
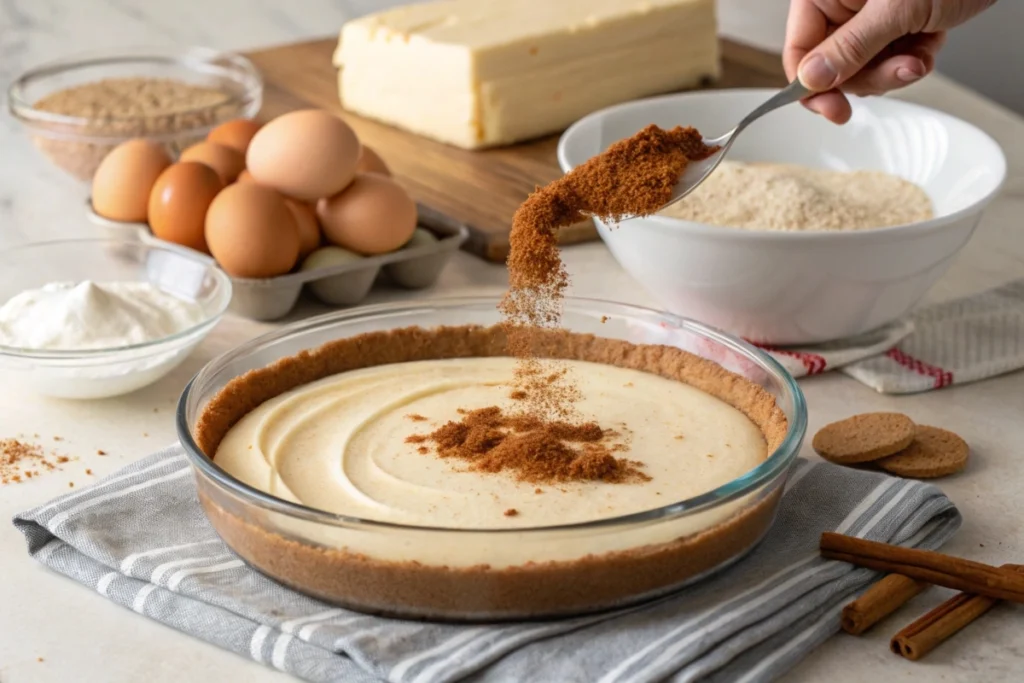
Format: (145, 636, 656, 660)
(205, 183, 300, 278)
(207, 119, 262, 154)
(356, 145, 390, 177)
(285, 199, 321, 258)
(316, 173, 417, 255)
(236, 169, 255, 184)
(180, 141, 246, 184)
(92, 139, 172, 222)
(148, 162, 223, 253)
(247, 109, 360, 201)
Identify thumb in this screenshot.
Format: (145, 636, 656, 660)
(798, 2, 908, 91)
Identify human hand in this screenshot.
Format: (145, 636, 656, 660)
(784, 0, 998, 123)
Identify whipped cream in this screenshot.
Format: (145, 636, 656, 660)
(0, 281, 206, 351)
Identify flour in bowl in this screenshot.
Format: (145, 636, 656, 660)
(658, 161, 933, 231)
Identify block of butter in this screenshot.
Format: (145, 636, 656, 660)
(333, 0, 719, 149)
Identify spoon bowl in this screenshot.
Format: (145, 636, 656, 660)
(642, 80, 811, 219)
(557, 88, 1006, 344)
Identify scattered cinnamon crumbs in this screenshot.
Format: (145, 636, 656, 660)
(509, 390, 528, 400)
(411, 406, 648, 484)
(499, 124, 715, 417)
(85, 469, 93, 475)
(1, 438, 75, 485)
(97, 449, 107, 456)
(503, 508, 519, 517)
(405, 414, 428, 422)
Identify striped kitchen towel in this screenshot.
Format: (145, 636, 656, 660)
(14, 446, 961, 683)
(656, 279, 1024, 394)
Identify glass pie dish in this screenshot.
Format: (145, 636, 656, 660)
(177, 297, 807, 621)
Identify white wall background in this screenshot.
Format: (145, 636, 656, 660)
(720, 0, 1022, 114)
(937, 1, 1023, 114)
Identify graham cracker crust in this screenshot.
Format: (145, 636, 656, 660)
(193, 324, 790, 620)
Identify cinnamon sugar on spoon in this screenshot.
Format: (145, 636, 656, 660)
(500, 124, 716, 416)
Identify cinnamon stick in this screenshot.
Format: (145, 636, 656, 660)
(819, 533, 1024, 603)
(890, 564, 1024, 661)
(841, 574, 928, 635)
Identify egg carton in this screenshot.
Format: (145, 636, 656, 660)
(86, 201, 470, 321)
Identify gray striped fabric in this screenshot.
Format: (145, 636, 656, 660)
(13, 446, 960, 683)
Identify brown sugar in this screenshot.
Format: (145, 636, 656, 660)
(412, 406, 649, 485)
(500, 124, 715, 416)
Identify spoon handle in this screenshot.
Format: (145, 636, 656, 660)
(732, 80, 812, 137)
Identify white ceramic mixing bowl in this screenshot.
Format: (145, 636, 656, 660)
(558, 89, 1006, 345)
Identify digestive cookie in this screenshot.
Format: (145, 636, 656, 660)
(812, 412, 916, 464)
(875, 425, 969, 479)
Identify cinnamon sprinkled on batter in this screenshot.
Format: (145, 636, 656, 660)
(405, 414, 428, 422)
(411, 406, 648, 484)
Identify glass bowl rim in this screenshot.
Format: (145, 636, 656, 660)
(0, 237, 232, 359)
(177, 295, 807, 534)
(7, 45, 263, 130)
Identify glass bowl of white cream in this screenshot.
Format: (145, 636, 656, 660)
(0, 238, 231, 399)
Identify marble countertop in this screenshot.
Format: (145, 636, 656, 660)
(1, 2, 1022, 682)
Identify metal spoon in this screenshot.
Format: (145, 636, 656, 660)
(633, 80, 812, 219)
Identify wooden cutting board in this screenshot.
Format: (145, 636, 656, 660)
(244, 38, 786, 263)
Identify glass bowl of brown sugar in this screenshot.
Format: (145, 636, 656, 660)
(177, 296, 806, 621)
(9, 45, 262, 181)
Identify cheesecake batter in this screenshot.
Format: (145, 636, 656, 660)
(214, 357, 767, 529)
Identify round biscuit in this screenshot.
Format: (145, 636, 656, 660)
(875, 425, 969, 479)
(812, 412, 916, 464)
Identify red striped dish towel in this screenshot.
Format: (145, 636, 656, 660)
(753, 279, 1024, 393)
(637, 279, 1024, 394)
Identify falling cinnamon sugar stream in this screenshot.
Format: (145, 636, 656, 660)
(499, 124, 717, 417)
